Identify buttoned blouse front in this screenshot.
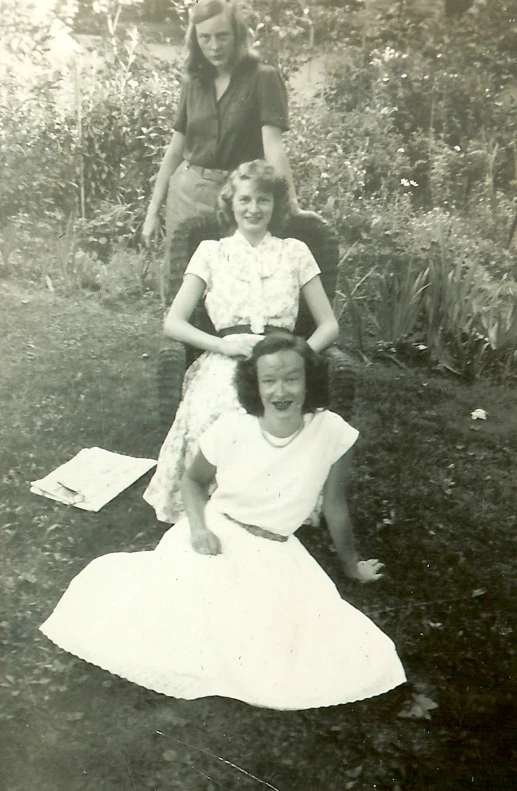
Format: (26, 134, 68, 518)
(184, 231, 321, 334)
(174, 60, 289, 170)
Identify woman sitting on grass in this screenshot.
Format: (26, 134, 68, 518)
(143, 159, 339, 524)
(40, 332, 406, 711)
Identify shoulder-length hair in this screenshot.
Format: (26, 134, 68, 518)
(235, 331, 330, 416)
(217, 160, 290, 236)
(185, 0, 257, 80)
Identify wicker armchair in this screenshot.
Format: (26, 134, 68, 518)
(156, 213, 356, 432)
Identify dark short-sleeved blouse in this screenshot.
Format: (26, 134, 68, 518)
(174, 59, 289, 170)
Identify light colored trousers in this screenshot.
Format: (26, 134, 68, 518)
(162, 160, 228, 302)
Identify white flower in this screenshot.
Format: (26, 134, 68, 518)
(471, 408, 487, 421)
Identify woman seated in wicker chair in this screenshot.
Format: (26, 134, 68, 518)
(144, 160, 339, 524)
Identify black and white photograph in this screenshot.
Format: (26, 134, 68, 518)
(1, 0, 516, 789)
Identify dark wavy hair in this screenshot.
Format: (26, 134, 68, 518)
(217, 160, 290, 236)
(235, 331, 330, 416)
(185, 0, 257, 80)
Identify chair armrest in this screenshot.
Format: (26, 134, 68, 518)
(323, 345, 357, 422)
(156, 341, 186, 434)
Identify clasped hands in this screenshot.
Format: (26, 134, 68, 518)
(219, 333, 263, 358)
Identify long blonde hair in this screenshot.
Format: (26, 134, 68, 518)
(185, 0, 257, 80)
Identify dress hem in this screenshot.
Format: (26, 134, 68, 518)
(39, 626, 406, 712)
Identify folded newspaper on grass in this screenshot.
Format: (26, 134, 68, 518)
(30, 447, 157, 512)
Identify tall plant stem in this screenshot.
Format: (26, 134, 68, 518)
(74, 59, 85, 220)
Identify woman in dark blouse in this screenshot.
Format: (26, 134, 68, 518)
(142, 0, 312, 297)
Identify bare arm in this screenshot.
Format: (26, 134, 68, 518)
(164, 273, 224, 353)
(182, 449, 221, 555)
(301, 276, 339, 352)
(262, 125, 320, 218)
(323, 451, 384, 583)
(262, 125, 298, 207)
(164, 274, 262, 357)
(142, 131, 185, 245)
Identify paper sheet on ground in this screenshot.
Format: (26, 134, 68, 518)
(30, 447, 157, 512)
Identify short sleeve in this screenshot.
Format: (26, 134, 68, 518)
(173, 82, 188, 134)
(184, 240, 219, 288)
(255, 65, 289, 131)
(324, 411, 359, 465)
(287, 239, 321, 288)
(198, 413, 236, 467)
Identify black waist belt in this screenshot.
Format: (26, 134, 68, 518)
(217, 325, 289, 338)
(224, 514, 289, 542)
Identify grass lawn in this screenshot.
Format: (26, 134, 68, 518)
(1, 280, 516, 791)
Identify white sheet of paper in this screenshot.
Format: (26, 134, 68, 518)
(30, 447, 157, 512)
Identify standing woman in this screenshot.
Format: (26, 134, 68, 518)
(141, 0, 310, 298)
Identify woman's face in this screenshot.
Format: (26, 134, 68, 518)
(231, 180, 275, 242)
(257, 351, 306, 423)
(195, 12, 235, 72)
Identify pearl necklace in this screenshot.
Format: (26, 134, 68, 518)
(259, 418, 305, 448)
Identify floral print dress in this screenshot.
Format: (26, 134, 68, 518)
(143, 230, 321, 523)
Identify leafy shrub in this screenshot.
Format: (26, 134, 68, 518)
(341, 228, 517, 381)
(79, 57, 181, 244)
(0, 20, 182, 251)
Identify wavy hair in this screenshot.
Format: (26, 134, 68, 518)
(217, 160, 290, 236)
(235, 331, 330, 416)
(185, 0, 257, 80)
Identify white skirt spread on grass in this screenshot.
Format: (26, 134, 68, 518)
(40, 411, 406, 710)
(40, 510, 405, 710)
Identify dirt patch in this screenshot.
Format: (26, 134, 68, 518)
(1, 282, 516, 791)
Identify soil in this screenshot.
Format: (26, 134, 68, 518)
(1, 281, 516, 791)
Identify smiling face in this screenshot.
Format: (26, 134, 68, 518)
(195, 11, 235, 73)
(231, 179, 275, 244)
(257, 351, 306, 427)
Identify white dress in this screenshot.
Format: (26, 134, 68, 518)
(143, 230, 321, 524)
(40, 410, 406, 711)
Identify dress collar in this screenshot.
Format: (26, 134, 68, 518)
(223, 231, 280, 282)
(232, 230, 273, 250)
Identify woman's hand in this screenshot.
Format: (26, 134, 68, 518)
(289, 204, 323, 223)
(219, 333, 263, 358)
(351, 559, 384, 583)
(142, 207, 160, 247)
(191, 527, 222, 556)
